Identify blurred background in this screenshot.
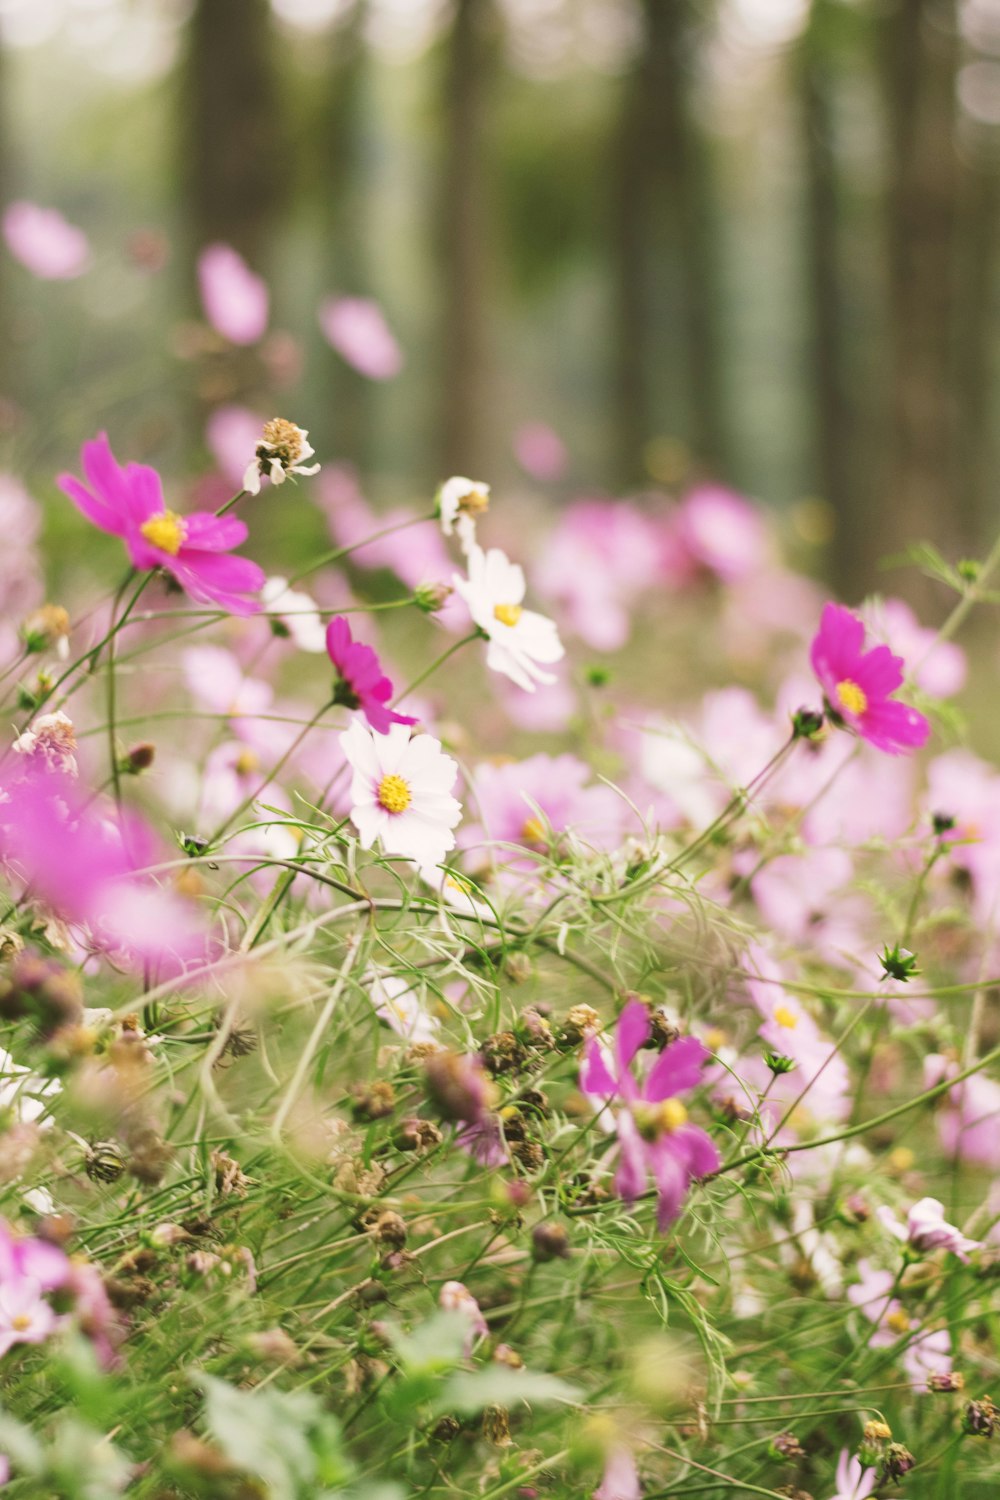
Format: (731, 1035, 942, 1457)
(0, 0, 997, 597)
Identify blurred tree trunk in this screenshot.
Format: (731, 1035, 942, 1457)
(797, 0, 854, 589)
(877, 0, 960, 596)
(318, 1, 370, 469)
(955, 137, 1000, 550)
(181, 0, 284, 267)
(438, 0, 496, 478)
(612, 0, 729, 488)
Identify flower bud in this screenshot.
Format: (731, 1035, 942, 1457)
(928, 1371, 964, 1393)
(414, 581, 453, 614)
(883, 1443, 915, 1480)
(962, 1396, 997, 1437)
(120, 741, 156, 775)
(531, 1221, 570, 1262)
(769, 1432, 804, 1461)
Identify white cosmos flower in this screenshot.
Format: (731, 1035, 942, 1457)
(340, 720, 462, 867)
(420, 863, 493, 921)
(260, 576, 327, 652)
(368, 971, 441, 1046)
(242, 418, 321, 495)
(0, 1046, 60, 1127)
(452, 545, 564, 692)
(437, 475, 490, 553)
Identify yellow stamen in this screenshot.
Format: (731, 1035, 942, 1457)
(521, 816, 547, 845)
(11, 1314, 31, 1332)
(704, 1027, 727, 1051)
(654, 1098, 688, 1132)
(835, 678, 868, 717)
(377, 773, 411, 814)
(887, 1308, 911, 1335)
(493, 603, 522, 628)
(140, 510, 186, 557)
(235, 748, 259, 776)
(773, 1005, 798, 1029)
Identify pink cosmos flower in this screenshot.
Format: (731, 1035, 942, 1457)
(59, 432, 265, 615)
(672, 484, 770, 584)
(318, 295, 403, 379)
(0, 1222, 69, 1293)
(205, 404, 267, 488)
(877, 1197, 980, 1262)
(465, 753, 626, 871)
(326, 617, 417, 735)
(580, 1000, 719, 1229)
(863, 598, 966, 699)
(810, 603, 930, 754)
(197, 243, 269, 345)
(594, 1446, 641, 1500)
(514, 422, 567, 482)
(827, 1450, 876, 1500)
(0, 1276, 56, 1359)
(533, 500, 660, 652)
(2, 201, 89, 279)
(440, 1280, 488, 1353)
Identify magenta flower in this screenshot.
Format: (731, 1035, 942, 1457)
(580, 1001, 719, 1229)
(58, 432, 265, 615)
(197, 242, 269, 345)
(810, 603, 930, 755)
(2, 201, 89, 280)
(326, 616, 416, 734)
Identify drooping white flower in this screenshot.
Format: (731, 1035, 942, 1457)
(437, 475, 490, 553)
(242, 418, 320, 495)
(368, 970, 441, 1046)
(260, 576, 326, 652)
(340, 720, 462, 867)
(452, 545, 563, 692)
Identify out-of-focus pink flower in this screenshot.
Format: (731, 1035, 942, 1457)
(205, 404, 267, 489)
(326, 616, 417, 735)
(0, 1276, 56, 1358)
(0, 774, 204, 972)
(742, 944, 851, 1127)
(927, 1052, 1000, 1171)
(318, 295, 402, 379)
(827, 1449, 877, 1500)
(580, 999, 718, 1229)
(810, 603, 930, 755)
(533, 500, 659, 652)
(672, 484, 770, 584)
(877, 1197, 979, 1262)
(2, 201, 89, 279)
(924, 750, 1000, 924)
(863, 598, 966, 700)
(440, 1279, 488, 1352)
(197, 243, 269, 345)
(59, 432, 265, 615)
(465, 753, 626, 870)
(514, 422, 567, 482)
(594, 1445, 641, 1500)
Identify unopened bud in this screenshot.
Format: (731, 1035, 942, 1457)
(121, 741, 156, 774)
(414, 581, 453, 614)
(531, 1221, 570, 1262)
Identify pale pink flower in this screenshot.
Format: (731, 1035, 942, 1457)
(863, 597, 966, 699)
(877, 1197, 980, 1261)
(673, 484, 770, 584)
(439, 1280, 487, 1352)
(0, 1277, 56, 1358)
(464, 753, 625, 869)
(533, 500, 659, 652)
(514, 422, 567, 481)
(594, 1445, 641, 1500)
(2, 201, 89, 279)
(319, 295, 402, 379)
(827, 1449, 876, 1500)
(205, 405, 267, 488)
(198, 243, 269, 345)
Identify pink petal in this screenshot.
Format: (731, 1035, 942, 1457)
(644, 1035, 710, 1101)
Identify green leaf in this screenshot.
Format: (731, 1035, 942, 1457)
(386, 1310, 470, 1374)
(433, 1367, 579, 1417)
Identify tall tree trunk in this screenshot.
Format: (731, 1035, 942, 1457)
(611, 0, 729, 489)
(438, 0, 495, 478)
(181, 0, 284, 267)
(798, 0, 854, 588)
(877, 0, 960, 597)
(954, 134, 1000, 551)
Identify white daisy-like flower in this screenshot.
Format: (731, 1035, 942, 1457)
(0, 1046, 60, 1127)
(340, 720, 462, 867)
(368, 970, 441, 1046)
(260, 576, 326, 652)
(242, 417, 321, 495)
(420, 863, 493, 921)
(437, 475, 490, 553)
(452, 545, 564, 692)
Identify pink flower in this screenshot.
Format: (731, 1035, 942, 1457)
(580, 1000, 719, 1229)
(0, 1222, 69, 1293)
(465, 753, 626, 870)
(2, 201, 89, 279)
(533, 500, 659, 652)
(514, 422, 567, 481)
(326, 617, 417, 734)
(197, 243, 269, 345)
(877, 1197, 980, 1262)
(594, 1446, 641, 1500)
(205, 404, 267, 488)
(0, 1276, 56, 1358)
(439, 1280, 487, 1353)
(673, 484, 770, 584)
(810, 603, 930, 754)
(828, 1450, 876, 1500)
(863, 598, 966, 699)
(318, 296, 402, 379)
(59, 432, 265, 615)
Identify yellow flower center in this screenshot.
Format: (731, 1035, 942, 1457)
(493, 603, 522, 628)
(653, 1098, 688, 1133)
(11, 1314, 31, 1332)
(140, 510, 186, 557)
(835, 678, 868, 717)
(773, 1005, 799, 1029)
(235, 748, 259, 776)
(887, 1308, 911, 1335)
(377, 773, 411, 814)
(521, 816, 547, 845)
(704, 1027, 727, 1051)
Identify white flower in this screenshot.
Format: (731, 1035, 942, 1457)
(420, 863, 494, 922)
(437, 475, 490, 553)
(369, 971, 441, 1046)
(0, 1046, 60, 1126)
(452, 545, 563, 692)
(340, 720, 462, 867)
(242, 418, 320, 495)
(877, 1197, 980, 1262)
(12, 711, 78, 777)
(260, 576, 326, 652)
